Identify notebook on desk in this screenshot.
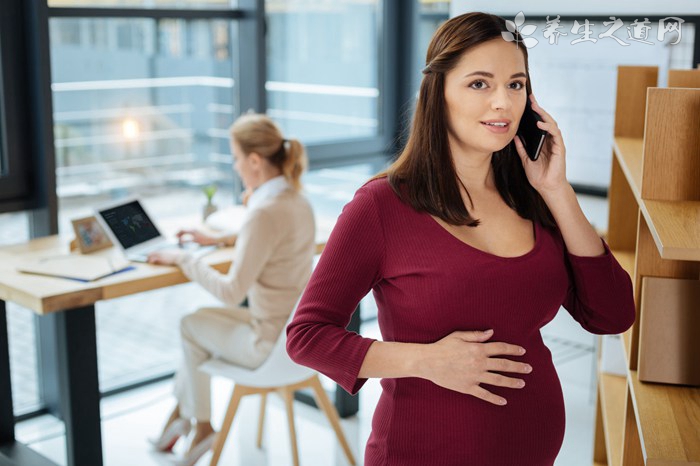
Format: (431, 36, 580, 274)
(94, 198, 215, 262)
(18, 254, 133, 282)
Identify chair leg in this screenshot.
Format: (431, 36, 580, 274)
(256, 392, 267, 448)
(280, 387, 300, 466)
(209, 384, 247, 466)
(309, 375, 357, 465)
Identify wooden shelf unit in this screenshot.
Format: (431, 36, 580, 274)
(592, 66, 700, 466)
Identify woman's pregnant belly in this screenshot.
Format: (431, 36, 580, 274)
(365, 343, 565, 466)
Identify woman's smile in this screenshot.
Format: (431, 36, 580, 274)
(480, 119, 512, 134)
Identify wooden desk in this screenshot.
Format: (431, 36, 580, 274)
(0, 234, 353, 466)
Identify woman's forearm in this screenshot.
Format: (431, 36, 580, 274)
(357, 340, 429, 379)
(540, 183, 605, 257)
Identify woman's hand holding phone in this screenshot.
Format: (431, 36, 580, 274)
(514, 94, 569, 195)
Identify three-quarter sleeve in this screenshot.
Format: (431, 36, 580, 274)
(562, 236, 636, 335)
(286, 185, 383, 394)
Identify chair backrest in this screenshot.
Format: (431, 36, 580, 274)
(200, 299, 316, 388)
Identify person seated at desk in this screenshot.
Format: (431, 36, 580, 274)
(147, 113, 316, 464)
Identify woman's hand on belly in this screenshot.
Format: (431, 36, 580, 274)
(419, 329, 533, 406)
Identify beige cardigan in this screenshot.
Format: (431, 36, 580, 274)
(176, 188, 316, 344)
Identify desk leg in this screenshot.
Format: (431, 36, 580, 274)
(0, 301, 14, 444)
(45, 306, 103, 466)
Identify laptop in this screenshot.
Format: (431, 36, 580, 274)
(94, 198, 214, 262)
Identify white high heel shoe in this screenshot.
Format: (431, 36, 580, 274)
(149, 418, 192, 452)
(171, 432, 216, 466)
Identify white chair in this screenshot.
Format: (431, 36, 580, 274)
(198, 318, 357, 466)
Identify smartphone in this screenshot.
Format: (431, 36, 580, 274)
(516, 97, 548, 161)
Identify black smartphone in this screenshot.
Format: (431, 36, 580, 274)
(516, 97, 547, 161)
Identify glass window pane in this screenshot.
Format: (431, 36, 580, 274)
(419, 0, 449, 15)
(48, 0, 239, 9)
(266, 0, 381, 144)
(50, 17, 239, 391)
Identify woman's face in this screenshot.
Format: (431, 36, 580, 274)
(444, 38, 528, 157)
(231, 139, 261, 189)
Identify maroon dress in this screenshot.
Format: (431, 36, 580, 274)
(287, 178, 635, 466)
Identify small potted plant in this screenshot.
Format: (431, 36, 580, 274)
(202, 184, 218, 221)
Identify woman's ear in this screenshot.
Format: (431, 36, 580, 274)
(247, 151, 263, 169)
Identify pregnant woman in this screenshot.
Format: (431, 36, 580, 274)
(286, 12, 635, 466)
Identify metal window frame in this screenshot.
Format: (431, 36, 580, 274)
(0, 0, 34, 211)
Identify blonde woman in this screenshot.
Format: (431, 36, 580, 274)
(148, 114, 316, 465)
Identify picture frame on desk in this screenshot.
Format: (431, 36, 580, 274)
(71, 215, 113, 254)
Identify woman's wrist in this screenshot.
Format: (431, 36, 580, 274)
(359, 341, 431, 379)
(214, 233, 236, 247)
(538, 182, 573, 203)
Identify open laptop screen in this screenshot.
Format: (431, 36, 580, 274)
(97, 200, 161, 249)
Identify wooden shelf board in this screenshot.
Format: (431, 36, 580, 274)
(628, 370, 700, 464)
(641, 200, 700, 261)
(611, 249, 635, 278)
(613, 137, 643, 201)
(613, 138, 700, 261)
(593, 462, 607, 466)
(599, 372, 627, 466)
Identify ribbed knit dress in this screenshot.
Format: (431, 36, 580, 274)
(286, 178, 635, 466)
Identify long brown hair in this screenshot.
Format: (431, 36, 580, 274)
(230, 113, 307, 191)
(378, 12, 555, 229)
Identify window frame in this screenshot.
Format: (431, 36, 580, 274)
(0, 0, 33, 212)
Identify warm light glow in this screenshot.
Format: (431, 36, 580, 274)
(122, 118, 140, 140)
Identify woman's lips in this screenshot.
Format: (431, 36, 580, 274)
(481, 121, 510, 134)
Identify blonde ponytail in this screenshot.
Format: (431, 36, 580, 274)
(230, 113, 307, 191)
(282, 139, 307, 192)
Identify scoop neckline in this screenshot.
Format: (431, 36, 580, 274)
(426, 214, 542, 262)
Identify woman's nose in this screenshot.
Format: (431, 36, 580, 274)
(491, 87, 513, 111)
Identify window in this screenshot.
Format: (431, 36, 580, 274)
(50, 14, 241, 391)
(266, 0, 382, 145)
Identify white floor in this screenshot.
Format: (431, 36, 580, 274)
(16, 193, 609, 466)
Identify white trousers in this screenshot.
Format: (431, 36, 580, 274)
(174, 306, 274, 422)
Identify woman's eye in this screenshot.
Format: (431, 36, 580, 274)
(470, 80, 525, 90)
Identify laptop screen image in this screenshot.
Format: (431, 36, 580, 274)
(98, 200, 161, 250)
